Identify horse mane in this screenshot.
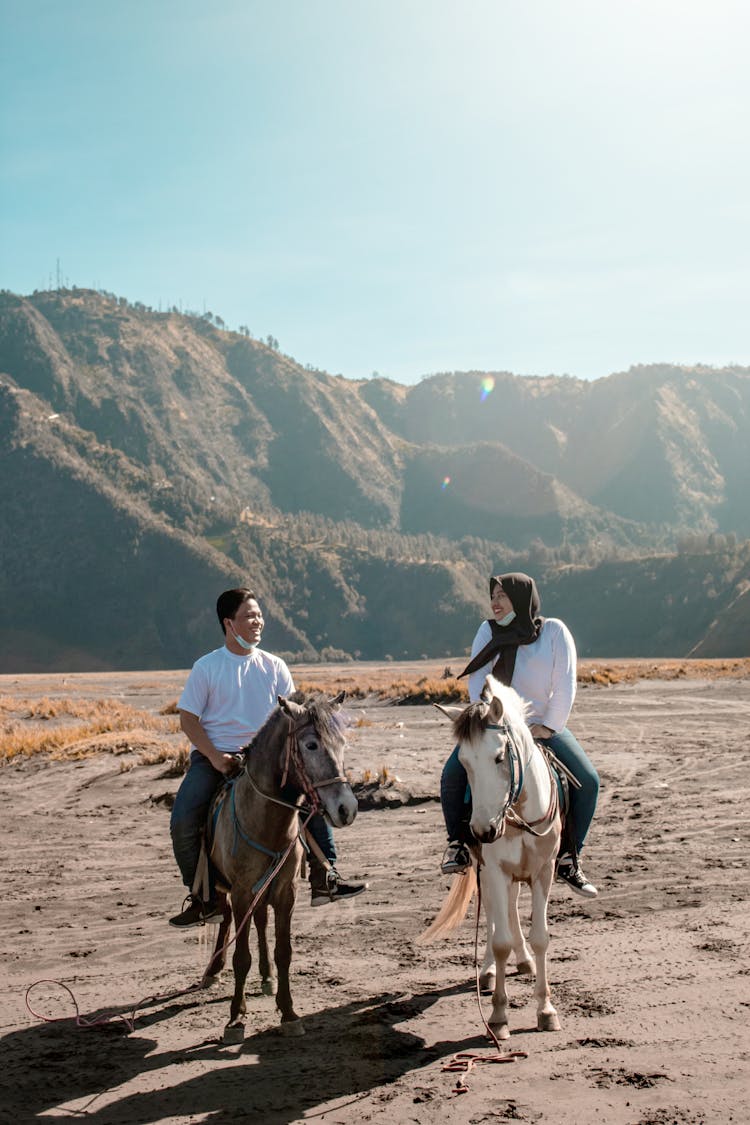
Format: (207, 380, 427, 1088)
(241, 691, 343, 757)
(293, 692, 345, 744)
(452, 679, 530, 746)
(453, 701, 490, 745)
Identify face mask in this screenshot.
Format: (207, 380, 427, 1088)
(497, 610, 516, 627)
(230, 625, 257, 651)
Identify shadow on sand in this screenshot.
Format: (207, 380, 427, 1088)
(2, 980, 480, 1123)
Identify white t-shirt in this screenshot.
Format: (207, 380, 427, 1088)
(467, 618, 576, 733)
(178, 645, 295, 754)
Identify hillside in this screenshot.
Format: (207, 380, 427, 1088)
(362, 364, 750, 533)
(2, 287, 750, 669)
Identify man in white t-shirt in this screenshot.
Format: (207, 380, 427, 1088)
(169, 587, 365, 927)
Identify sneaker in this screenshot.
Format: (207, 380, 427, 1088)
(310, 869, 367, 907)
(441, 840, 471, 875)
(169, 894, 225, 928)
(556, 861, 598, 898)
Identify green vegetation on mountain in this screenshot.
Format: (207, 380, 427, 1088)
(2, 287, 750, 670)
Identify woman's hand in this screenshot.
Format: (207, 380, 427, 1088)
(530, 723, 554, 740)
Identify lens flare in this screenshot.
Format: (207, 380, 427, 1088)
(441, 476, 451, 490)
(480, 375, 495, 402)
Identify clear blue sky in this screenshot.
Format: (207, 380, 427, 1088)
(2, 0, 749, 382)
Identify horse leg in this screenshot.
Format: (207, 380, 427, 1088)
(273, 886, 303, 1037)
(529, 862, 560, 1032)
(203, 894, 232, 987)
(254, 902, 276, 996)
(223, 895, 253, 1044)
(483, 865, 513, 1039)
(509, 880, 535, 976)
(479, 909, 496, 993)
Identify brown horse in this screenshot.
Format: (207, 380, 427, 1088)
(200, 691, 357, 1043)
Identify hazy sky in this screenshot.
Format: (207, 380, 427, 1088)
(2, 0, 749, 382)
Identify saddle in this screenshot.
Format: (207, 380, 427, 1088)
(191, 780, 234, 902)
(540, 745, 579, 862)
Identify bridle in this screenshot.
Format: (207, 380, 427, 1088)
(483, 721, 559, 838)
(243, 714, 348, 817)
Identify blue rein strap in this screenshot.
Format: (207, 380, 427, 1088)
(486, 721, 525, 806)
(229, 781, 287, 893)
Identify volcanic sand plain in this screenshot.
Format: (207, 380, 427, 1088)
(0, 661, 748, 1124)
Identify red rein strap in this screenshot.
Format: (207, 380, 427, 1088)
(280, 718, 347, 807)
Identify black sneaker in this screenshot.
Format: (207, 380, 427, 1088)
(441, 840, 471, 875)
(310, 870, 367, 907)
(556, 862, 598, 898)
(169, 894, 225, 927)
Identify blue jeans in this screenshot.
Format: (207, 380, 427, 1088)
(170, 752, 336, 894)
(440, 728, 599, 855)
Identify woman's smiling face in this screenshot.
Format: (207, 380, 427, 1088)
(490, 582, 514, 622)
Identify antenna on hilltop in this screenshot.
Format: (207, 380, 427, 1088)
(56, 258, 61, 288)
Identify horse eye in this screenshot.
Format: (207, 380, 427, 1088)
(305, 740, 318, 751)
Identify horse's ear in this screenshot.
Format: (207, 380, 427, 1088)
(434, 702, 464, 721)
(278, 695, 306, 720)
(328, 690, 346, 708)
(480, 677, 494, 703)
(487, 694, 505, 724)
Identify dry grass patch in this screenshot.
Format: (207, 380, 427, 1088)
(295, 676, 469, 704)
(578, 658, 750, 685)
(298, 659, 750, 699)
(120, 743, 190, 774)
(0, 697, 180, 763)
(353, 764, 395, 787)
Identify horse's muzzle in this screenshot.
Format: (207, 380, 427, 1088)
(472, 820, 505, 844)
(321, 785, 358, 828)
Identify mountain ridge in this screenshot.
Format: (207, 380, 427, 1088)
(2, 286, 750, 669)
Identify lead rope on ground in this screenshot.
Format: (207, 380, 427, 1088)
(441, 863, 528, 1093)
(23, 816, 307, 1035)
(24, 731, 320, 1035)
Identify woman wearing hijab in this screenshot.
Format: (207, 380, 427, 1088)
(440, 572, 599, 898)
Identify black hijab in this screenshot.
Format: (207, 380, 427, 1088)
(459, 572, 545, 686)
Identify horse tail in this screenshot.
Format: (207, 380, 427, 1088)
(415, 866, 477, 944)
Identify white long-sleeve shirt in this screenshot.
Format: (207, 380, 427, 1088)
(467, 617, 577, 733)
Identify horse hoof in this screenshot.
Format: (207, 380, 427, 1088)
(201, 973, 223, 990)
(538, 1011, 561, 1032)
(489, 1023, 510, 1041)
(280, 1018, 305, 1038)
(516, 959, 535, 977)
(479, 970, 496, 993)
(222, 1021, 245, 1044)
(261, 978, 276, 996)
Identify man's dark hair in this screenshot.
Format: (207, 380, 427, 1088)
(216, 587, 259, 633)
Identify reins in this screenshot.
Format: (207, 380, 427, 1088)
(485, 721, 572, 838)
(26, 707, 349, 1033)
(201, 711, 348, 982)
(441, 858, 528, 1089)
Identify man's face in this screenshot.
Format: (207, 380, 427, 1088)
(227, 599, 264, 646)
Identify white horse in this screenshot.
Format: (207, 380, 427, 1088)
(421, 675, 562, 1038)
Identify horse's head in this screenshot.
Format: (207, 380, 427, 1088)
(278, 691, 358, 828)
(436, 676, 532, 844)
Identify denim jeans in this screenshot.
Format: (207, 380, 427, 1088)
(170, 752, 336, 894)
(440, 728, 599, 855)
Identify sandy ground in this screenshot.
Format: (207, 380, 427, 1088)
(1, 668, 749, 1124)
